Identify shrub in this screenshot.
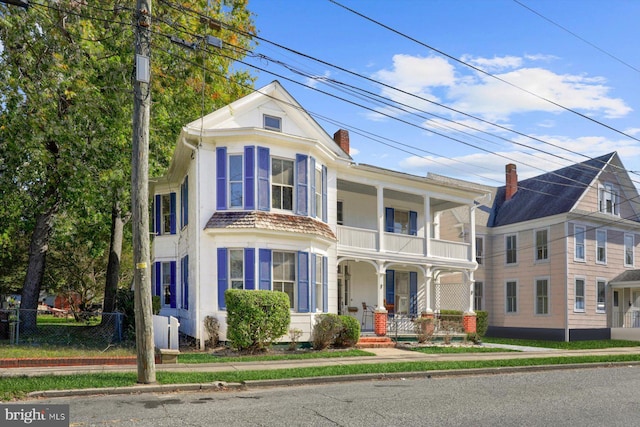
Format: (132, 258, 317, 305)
(475, 310, 488, 336)
(312, 314, 343, 350)
(288, 328, 303, 351)
(334, 315, 360, 348)
(225, 289, 290, 353)
(204, 316, 220, 349)
(414, 317, 435, 343)
(466, 332, 481, 344)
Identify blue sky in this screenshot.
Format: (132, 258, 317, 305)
(243, 0, 640, 187)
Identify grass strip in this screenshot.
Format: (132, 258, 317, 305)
(408, 346, 514, 354)
(4, 354, 640, 401)
(178, 349, 373, 364)
(481, 338, 640, 350)
(0, 345, 135, 358)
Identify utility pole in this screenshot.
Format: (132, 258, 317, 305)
(132, 0, 156, 384)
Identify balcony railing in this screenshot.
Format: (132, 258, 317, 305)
(336, 225, 470, 261)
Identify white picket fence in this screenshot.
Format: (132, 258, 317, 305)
(153, 315, 180, 350)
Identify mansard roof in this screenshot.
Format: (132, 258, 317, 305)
(488, 152, 616, 227)
(205, 211, 337, 241)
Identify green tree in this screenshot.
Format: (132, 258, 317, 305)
(0, 0, 256, 329)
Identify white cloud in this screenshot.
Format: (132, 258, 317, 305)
(372, 54, 456, 91)
(305, 70, 331, 89)
(460, 54, 523, 72)
(349, 146, 360, 156)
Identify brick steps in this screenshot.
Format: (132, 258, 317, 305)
(355, 336, 395, 349)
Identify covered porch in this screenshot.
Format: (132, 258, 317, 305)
(609, 271, 640, 341)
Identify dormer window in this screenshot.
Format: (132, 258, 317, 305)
(264, 114, 282, 132)
(599, 183, 619, 215)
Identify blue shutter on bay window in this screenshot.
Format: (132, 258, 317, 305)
(409, 272, 417, 315)
(409, 211, 417, 236)
(385, 270, 395, 309)
(310, 254, 317, 311)
(258, 249, 271, 290)
(244, 248, 255, 290)
(216, 147, 227, 211)
(321, 165, 328, 222)
(310, 157, 316, 218)
(385, 208, 395, 233)
(244, 146, 255, 210)
(169, 193, 177, 234)
(154, 262, 161, 296)
(257, 146, 270, 211)
(296, 154, 308, 215)
(298, 251, 309, 313)
(154, 195, 161, 235)
(169, 261, 177, 308)
(217, 248, 228, 310)
(322, 256, 328, 312)
(182, 256, 189, 310)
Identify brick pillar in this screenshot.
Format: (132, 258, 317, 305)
(421, 312, 435, 335)
(374, 310, 387, 336)
(463, 312, 477, 333)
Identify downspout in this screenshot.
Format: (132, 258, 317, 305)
(564, 221, 569, 342)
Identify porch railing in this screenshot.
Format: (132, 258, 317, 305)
(611, 310, 640, 328)
(430, 238, 469, 260)
(385, 233, 424, 255)
(386, 313, 465, 337)
(336, 225, 378, 251)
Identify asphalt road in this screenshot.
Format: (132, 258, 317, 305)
(28, 365, 640, 426)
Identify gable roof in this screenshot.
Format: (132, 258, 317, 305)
(488, 152, 616, 227)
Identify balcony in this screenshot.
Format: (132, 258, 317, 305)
(336, 225, 470, 261)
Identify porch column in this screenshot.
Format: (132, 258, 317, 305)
(374, 262, 388, 336)
(469, 204, 476, 263)
(423, 267, 433, 314)
(377, 185, 384, 252)
(375, 261, 385, 310)
(424, 195, 431, 256)
(466, 270, 475, 313)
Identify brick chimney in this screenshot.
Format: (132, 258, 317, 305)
(505, 163, 518, 201)
(333, 129, 350, 155)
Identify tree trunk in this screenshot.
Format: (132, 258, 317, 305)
(103, 196, 124, 316)
(20, 204, 58, 332)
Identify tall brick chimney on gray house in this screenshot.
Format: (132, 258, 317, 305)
(505, 163, 518, 200)
(333, 129, 349, 155)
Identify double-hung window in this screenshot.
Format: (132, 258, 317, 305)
(599, 183, 619, 215)
(180, 177, 189, 228)
(162, 262, 172, 307)
(625, 234, 634, 267)
(596, 279, 606, 313)
(474, 281, 483, 311)
(475, 237, 484, 265)
(229, 154, 243, 209)
(596, 230, 606, 264)
(506, 281, 517, 313)
(181, 256, 189, 310)
(535, 229, 548, 261)
(314, 168, 322, 219)
(271, 158, 294, 211)
(506, 234, 517, 264)
(273, 251, 296, 309)
(574, 225, 585, 261)
(535, 278, 549, 315)
(574, 278, 585, 312)
(385, 208, 418, 236)
(229, 249, 245, 290)
(337, 201, 344, 225)
(314, 255, 324, 312)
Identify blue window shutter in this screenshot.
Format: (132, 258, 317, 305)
(169, 193, 177, 234)
(310, 254, 316, 311)
(244, 146, 255, 210)
(217, 248, 228, 310)
(310, 157, 316, 218)
(183, 256, 189, 310)
(181, 177, 188, 227)
(295, 154, 308, 215)
(298, 251, 309, 313)
(322, 256, 328, 312)
(385, 270, 395, 307)
(169, 261, 177, 308)
(259, 249, 271, 290)
(409, 272, 417, 315)
(385, 208, 395, 233)
(154, 195, 161, 235)
(321, 165, 328, 222)
(257, 147, 270, 211)
(154, 262, 161, 296)
(216, 147, 227, 210)
(244, 248, 255, 290)
(409, 211, 418, 236)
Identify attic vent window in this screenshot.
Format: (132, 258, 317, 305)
(264, 114, 282, 132)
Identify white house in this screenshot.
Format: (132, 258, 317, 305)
(151, 81, 490, 346)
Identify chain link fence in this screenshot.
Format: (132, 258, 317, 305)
(0, 309, 125, 348)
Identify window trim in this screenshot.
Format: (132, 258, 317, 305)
(624, 233, 634, 267)
(475, 236, 484, 265)
(505, 280, 518, 314)
(574, 277, 586, 313)
(337, 200, 344, 226)
(535, 276, 550, 315)
(180, 177, 189, 229)
(271, 157, 294, 212)
(598, 182, 619, 216)
(229, 249, 245, 290)
(263, 114, 282, 132)
(534, 228, 549, 262)
(596, 278, 606, 314)
(505, 234, 517, 265)
(596, 229, 607, 265)
(228, 154, 244, 209)
(272, 250, 297, 310)
(474, 281, 483, 311)
(574, 225, 586, 262)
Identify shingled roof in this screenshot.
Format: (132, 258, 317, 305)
(205, 211, 337, 241)
(488, 153, 615, 227)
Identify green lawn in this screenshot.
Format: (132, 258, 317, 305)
(0, 344, 135, 358)
(409, 345, 513, 354)
(178, 349, 373, 364)
(482, 337, 640, 350)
